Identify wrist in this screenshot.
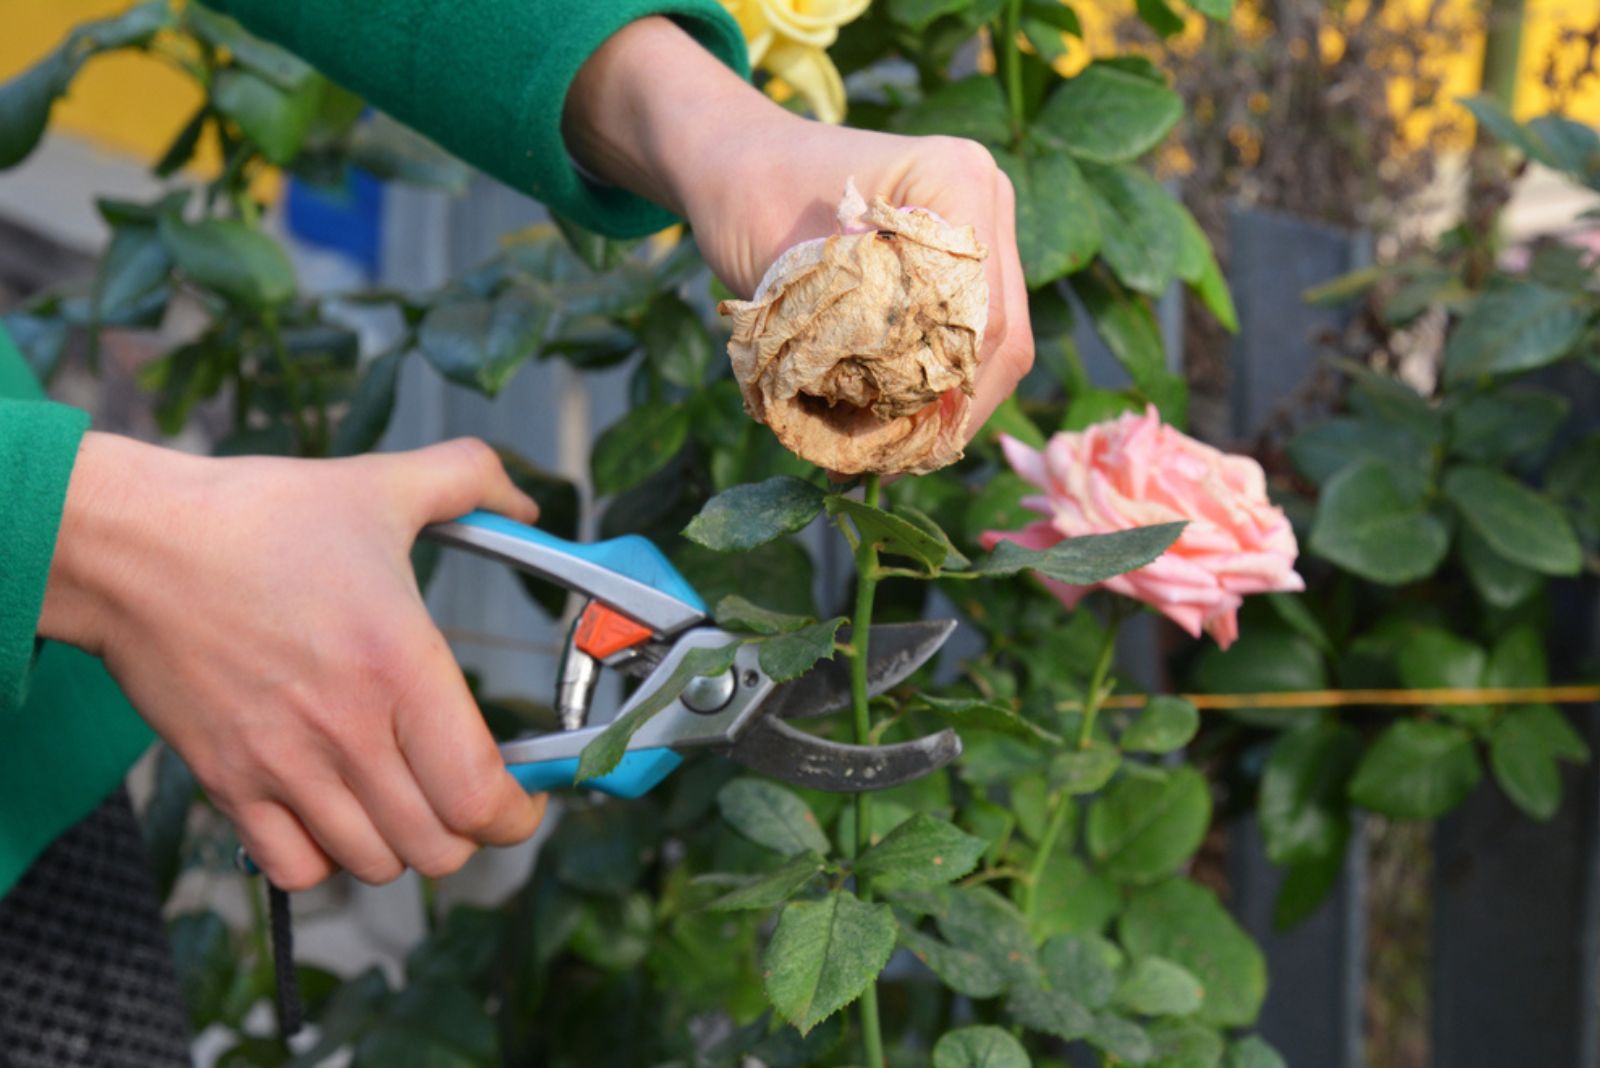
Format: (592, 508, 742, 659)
(38, 433, 205, 657)
(565, 16, 802, 219)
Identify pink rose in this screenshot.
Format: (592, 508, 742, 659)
(980, 406, 1303, 650)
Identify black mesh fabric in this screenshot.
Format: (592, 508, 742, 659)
(0, 789, 191, 1067)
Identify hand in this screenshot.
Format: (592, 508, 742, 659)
(40, 434, 548, 891)
(566, 19, 1033, 442)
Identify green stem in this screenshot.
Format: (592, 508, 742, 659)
(1077, 611, 1121, 750)
(1002, 0, 1025, 145)
(1025, 611, 1122, 926)
(847, 473, 885, 1068)
(1022, 791, 1073, 924)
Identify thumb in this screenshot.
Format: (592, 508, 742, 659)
(389, 438, 541, 527)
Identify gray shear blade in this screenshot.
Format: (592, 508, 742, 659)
(721, 716, 962, 793)
(761, 620, 956, 723)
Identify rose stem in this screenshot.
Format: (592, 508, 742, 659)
(1024, 606, 1121, 926)
(848, 472, 885, 1067)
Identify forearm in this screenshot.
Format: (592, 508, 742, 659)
(564, 17, 802, 221)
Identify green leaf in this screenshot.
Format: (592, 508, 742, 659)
(159, 216, 296, 307)
(704, 853, 827, 911)
(143, 745, 197, 900)
(1185, 0, 1234, 18)
(1309, 460, 1449, 585)
(684, 476, 826, 551)
(576, 643, 739, 781)
(1041, 933, 1122, 1008)
(899, 504, 971, 570)
(966, 471, 1036, 545)
(896, 74, 1011, 144)
(826, 495, 950, 571)
(1007, 985, 1094, 1040)
(1259, 722, 1361, 865)
(893, 885, 1041, 984)
(764, 891, 897, 1035)
(1287, 418, 1427, 487)
(855, 813, 987, 888)
(168, 911, 235, 1031)
(758, 618, 845, 682)
(1337, 359, 1443, 443)
(1273, 848, 1343, 930)
(345, 113, 470, 193)
(1116, 957, 1204, 1017)
(715, 595, 813, 635)
(1122, 696, 1199, 753)
(331, 350, 405, 456)
(915, 693, 1060, 744)
(1175, 204, 1237, 331)
(1348, 720, 1482, 819)
(718, 778, 831, 857)
(417, 290, 551, 396)
(1146, 1018, 1226, 1066)
(355, 979, 498, 1065)
(1443, 465, 1582, 576)
(1443, 282, 1588, 383)
(933, 1026, 1032, 1068)
(591, 402, 690, 496)
(1087, 767, 1211, 883)
(1490, 710, 1564, 821)
(980, 393, 1048, 450)
(993, 147, 1101, 287)
(1194, 632, 1327, 729)
(1395, 625, 1491, 729)
(900, 924, 1008, 998)
(1089, 1011, 1157, 1062)
(1049, 745, 1122, 794)
(212, 68, 316, 165)
(1448, 386, 1570, 463)
(1034, 62, 1183, 163)
(1550, 432, 1600, 549)
(551, 212, 638, 271)
(95, 224, 171, 322)
(0, 50, 74, 170)
(971, 523, 1185, 583)
(641, 293, 715, 388)
(1224, 1036, 1288, 1068)
(889, 0, 971, 30)
(1082, 161, 1184, 295)
(1459, 526, 1542, 609)
(1073, 268, 1167, 389)
(1460, 95, 1545, 158)
(675, 537, 816, 618)
(1120, 879, 1266, 1027)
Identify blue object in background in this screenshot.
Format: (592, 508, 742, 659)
(285, 167, 385, 278)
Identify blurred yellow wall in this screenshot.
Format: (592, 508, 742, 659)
(2, 0, 1596, 171)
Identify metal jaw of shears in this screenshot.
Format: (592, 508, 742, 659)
(424, 512, 962, 799)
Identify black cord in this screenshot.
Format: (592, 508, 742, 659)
(267, 883, 303, 1038)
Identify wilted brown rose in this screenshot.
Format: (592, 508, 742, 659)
(717, 181, 988, 475)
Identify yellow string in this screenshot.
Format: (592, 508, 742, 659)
(1062, 685, 1600, 712)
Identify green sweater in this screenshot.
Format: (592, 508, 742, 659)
(0, 0, 747, 898)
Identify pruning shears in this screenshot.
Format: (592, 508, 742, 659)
(425, 511, 962, 798)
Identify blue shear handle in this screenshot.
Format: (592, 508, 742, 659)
(508, 748, 684, 800)
(451, 511, 705, 612)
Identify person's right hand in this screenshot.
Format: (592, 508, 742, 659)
(39, 434, 548, 891)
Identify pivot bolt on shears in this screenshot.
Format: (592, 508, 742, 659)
(427, 510, 962, 797)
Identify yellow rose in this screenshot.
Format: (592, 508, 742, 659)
(721, 0, 869, 124)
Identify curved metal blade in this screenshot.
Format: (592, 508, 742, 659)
(722, 717, 962, 792)
(762, 620, 956, 723)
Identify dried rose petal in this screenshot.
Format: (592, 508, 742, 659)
(717, 181, 988, 475)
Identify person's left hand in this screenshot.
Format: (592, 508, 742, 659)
(683, 122, 1034, 445)
(564, 18, 1033, 445)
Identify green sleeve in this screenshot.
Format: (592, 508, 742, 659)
(0, 335, 89, 717)
(202, 0, 749, 238)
